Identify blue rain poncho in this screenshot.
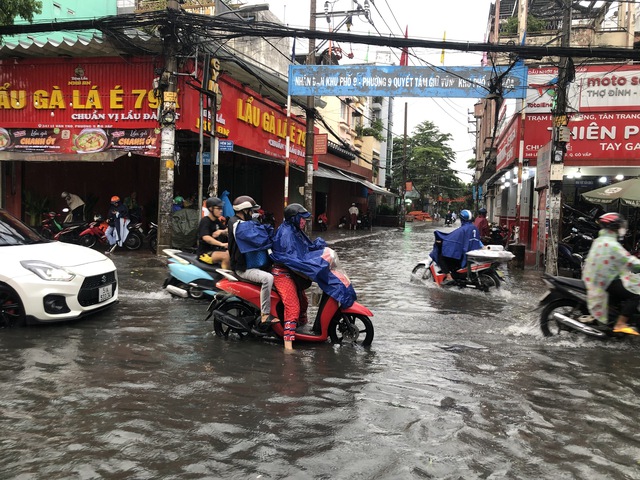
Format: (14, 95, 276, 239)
(220, 190, 235, 219)
(429, 222, 483, 268)
(270, 212, 357, 307)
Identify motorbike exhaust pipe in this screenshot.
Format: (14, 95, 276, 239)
(165, 284, 189, 298)
(552, 312, 607, 338)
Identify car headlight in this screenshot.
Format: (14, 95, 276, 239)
(20, 260, 75, 282)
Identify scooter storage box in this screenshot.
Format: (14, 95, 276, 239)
(466, 248, 515, 263)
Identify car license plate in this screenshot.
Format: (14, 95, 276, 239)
(98, 285, 112, 302)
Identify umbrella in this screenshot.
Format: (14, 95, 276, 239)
(581, 178, 640, 207)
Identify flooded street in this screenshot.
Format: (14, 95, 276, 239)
(2, 223, 640, 479)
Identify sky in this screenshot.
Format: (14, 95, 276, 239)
(248, 0, 495, 180)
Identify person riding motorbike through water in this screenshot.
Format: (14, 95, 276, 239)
(106, 195, 129, 254)
(197, 196, 230, 270)
(271, 203, 327, 351)
(582, 213, 640, 335)
(474, 207, 490, 238)
(227, 195, 280, 329)
(431, 209, 484, 285)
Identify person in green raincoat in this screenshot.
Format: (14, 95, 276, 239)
(582, 213, 640, 335)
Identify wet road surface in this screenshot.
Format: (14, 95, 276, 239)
(1, 222, 640, 479)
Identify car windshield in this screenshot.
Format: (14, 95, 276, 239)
(0, 210, 46, 246)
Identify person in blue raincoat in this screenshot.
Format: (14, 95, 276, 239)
(220, 190, 235, 220)
(429, 209, 483, 285)
(271, 203, 356, 349)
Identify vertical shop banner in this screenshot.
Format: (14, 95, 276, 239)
(0, 57, 161, 158)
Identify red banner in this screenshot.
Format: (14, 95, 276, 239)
(0, 57, 161, 156)
(180, 74, 316, 169)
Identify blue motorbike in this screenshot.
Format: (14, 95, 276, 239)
(163, 249, 222, 300)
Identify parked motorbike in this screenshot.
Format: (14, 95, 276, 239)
(482, 224, 510, 247)
(412, 245, 514, 291)
(147, 221, 158, 253)
(79, 215, 144, 250)
(40, 208, 85, 244)
(205, 248, 374, 346)
(538, 273, 639, 338)
(163, 248, 222, 299)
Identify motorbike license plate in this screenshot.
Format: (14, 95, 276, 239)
(98, 285, 112, 302)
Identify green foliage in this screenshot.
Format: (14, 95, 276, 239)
(503, 15, 547, 35)
(355, 119, 384, 142)
(0, 0, 42, 27)
(390, 120, 469, 203)
(22, 189, 50, 226)
(376, 203, 395, 215)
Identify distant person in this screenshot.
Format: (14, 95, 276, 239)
(474, 207, 490, 238)
(317, 212, 328, 231)
(124, 191, 142, 221)
(105, 196, 129, 254)
(348, 203, 359, 230)
(61, 191, 85, 222)
(172, 196, 184, 213)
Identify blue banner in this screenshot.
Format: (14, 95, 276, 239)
(288, 65, 528, 99)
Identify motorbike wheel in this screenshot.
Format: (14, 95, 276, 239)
(411, 264, 432, 281)
(148, 235, 158, 254)
(540, 299, 589, 337)
(477, 271, 501, 292)
(213, 301, 258, 339)
(124, 232, 143, 250)
(0, 284, 26, 327)
(328, 313, 374, 346)
(81, 235, 97, 249)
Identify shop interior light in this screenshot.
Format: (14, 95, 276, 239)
(599, 176, 607, 183)
(503, 181, 510, 187)
(574, 168, 582, 178)
(615, 174, 624, 181)
(566, 172, 575, 179)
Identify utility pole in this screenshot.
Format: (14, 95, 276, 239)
(401, 102, 408, 229)
(545, 0, 572, 275)
(304, 0, 317, 232)
(156, 0, 180, 253)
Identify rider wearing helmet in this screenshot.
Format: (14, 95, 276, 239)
(61, 191, 86, 222)
(196, 197, 230, 269)
(431, 208, 484, 285)
(172, 195, 184, 213)
(474, 207, 490, 238)
(228, 195, 280, 329)
(106, 195, 129, 253)
(582, 212, 640, 335)
(271, 203, 328, 350)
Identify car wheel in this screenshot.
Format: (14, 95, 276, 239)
(0, 284, 26, 327)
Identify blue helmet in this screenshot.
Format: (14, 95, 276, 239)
(460, 209, 473, 222)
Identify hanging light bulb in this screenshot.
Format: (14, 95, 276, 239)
(615, 174, 624, 181)
(574, 168, 582, 178)
(599, 176, 607, 183)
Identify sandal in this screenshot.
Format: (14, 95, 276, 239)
(261, 314, 280, 325)
(613, 326, 640, 336)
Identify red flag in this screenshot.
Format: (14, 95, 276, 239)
(400, 26, 408, 66)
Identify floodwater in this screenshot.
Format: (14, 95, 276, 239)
(2, 222, 640, 479)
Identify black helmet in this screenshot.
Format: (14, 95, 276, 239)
(205, 197, 223, 209)
(479, 208, 487, 215)
(233, 195, 260, 212)
(284, 203, 311, 221)
(598, 212, 627, 231)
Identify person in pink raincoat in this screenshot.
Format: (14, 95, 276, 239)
(582, 213, 640, 335)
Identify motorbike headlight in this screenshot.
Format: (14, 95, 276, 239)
(20, 261, 75, 282)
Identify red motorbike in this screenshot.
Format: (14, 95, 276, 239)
(78, 215, 110, 249)
(205, 248, 374, 346)
(40, 208, 85, 244)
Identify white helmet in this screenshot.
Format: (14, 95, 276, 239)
(232, 195, 260, 212)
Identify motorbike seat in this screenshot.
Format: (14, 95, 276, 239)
(546, 274, 586, 290)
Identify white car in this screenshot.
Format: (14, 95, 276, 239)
(0, 209, 118, 326)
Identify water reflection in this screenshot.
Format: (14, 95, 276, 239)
(1, 223, 640, 478)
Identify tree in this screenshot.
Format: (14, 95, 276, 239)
(391, 120, 471, 211)
(0, 1, 42, 28)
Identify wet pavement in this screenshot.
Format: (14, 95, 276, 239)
(1, 222, 640, 479)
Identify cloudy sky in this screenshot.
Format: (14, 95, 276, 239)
(251, 0, 495, 178)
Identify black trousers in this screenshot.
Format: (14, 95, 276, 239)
(607, 278, 640, 317)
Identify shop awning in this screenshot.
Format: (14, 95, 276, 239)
(336, 170, 396, 197)
(0, 151, 127, 162)
(314, 166, 395, 196)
